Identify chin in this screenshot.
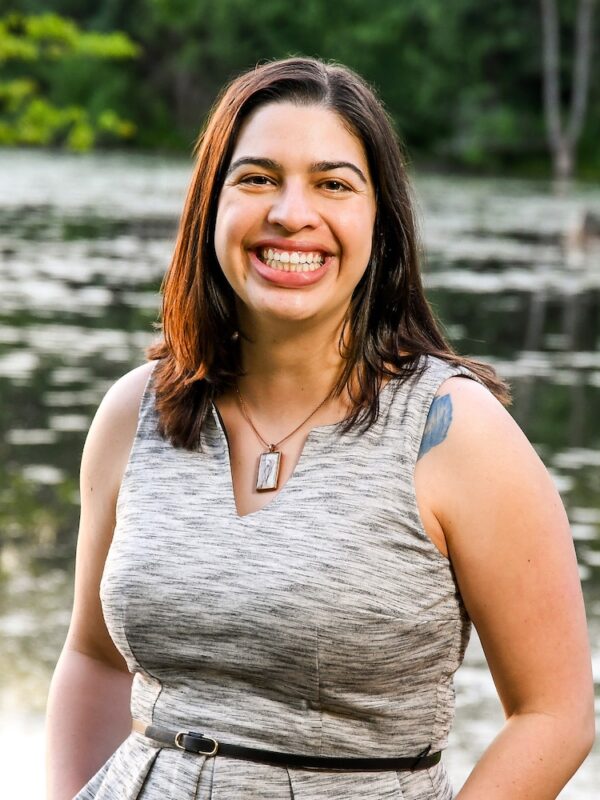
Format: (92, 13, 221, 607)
(240, 295, 322, 326)
(262, 305, 320, 324)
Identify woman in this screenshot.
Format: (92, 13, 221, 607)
(46, 57, 594, 799)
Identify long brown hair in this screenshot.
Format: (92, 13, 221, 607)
(148, 57, 509, 449)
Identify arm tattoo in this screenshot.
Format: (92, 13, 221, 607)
(418, 394, 453, 460)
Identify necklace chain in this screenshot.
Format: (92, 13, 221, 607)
(235, 384, 332, 452)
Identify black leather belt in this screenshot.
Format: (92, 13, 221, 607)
(132, 719, 442, 772)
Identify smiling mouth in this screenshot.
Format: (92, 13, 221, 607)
(255, 247, 328, 273)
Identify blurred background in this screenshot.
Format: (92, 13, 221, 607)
(0, 1, 598, 796)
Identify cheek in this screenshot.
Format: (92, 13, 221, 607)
(214, 197, 258, 261)
(213, 203, 238, 270)
(348, 213, 375, 267)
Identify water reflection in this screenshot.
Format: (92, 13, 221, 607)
(0, 152, 598, 796)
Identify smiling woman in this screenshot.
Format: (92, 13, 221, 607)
(46, 58, 594, 800)
(214, 102, 376, 321)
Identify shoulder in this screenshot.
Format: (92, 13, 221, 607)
(430, 374, 529, 462)
(414, 371, 524, 557)
(421, 374, 566, 553)
(423, 373, 542, 489)
(93, 360, 156, 430)
(81, 361, 156, 502)
(415, 357, 517, 454)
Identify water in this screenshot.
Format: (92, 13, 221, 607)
(0, 150, 599, 796)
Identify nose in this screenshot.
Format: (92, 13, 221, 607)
(266, 181, 320, 231)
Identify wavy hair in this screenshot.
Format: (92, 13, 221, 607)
(148, 57, 509, 448)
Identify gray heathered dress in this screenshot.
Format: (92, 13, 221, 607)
(74, 355, 480, 800)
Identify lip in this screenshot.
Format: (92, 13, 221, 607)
(248, 249, 333, 287)
(252, 237, 334, 255)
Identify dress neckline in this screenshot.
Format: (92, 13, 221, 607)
(209, 376, 400, 520)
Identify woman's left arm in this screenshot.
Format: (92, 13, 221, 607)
(426, 377, 595, 800)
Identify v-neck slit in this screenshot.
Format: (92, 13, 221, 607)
(208, 378, 399, 520)
(209, 402, 327, 520)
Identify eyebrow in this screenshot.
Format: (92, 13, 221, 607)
(225, 156, 368, 184)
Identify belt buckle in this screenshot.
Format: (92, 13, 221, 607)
(175, 730, 219, 757)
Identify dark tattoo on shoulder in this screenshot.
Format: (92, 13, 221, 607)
(418, 394, 452, 460)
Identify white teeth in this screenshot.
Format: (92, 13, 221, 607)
(258, 247, 326, 273)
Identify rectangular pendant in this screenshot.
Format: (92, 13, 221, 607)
(256, 450, 281, 492)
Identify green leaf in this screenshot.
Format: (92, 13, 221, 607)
(97, 108, 136, 138)
(76, 31, 140, 60)
(0, 33, 38, 63)
(0, 78, 37, 110)
(67, 119, 95, 151)
(24, 13, 79, 46)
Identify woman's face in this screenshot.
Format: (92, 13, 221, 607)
(214, 102, 377, 329)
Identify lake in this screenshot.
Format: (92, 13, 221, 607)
(0, 149, 598, 797)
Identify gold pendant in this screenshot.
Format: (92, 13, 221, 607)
(256, 449, 281, 492)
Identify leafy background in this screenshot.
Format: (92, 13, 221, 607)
(1, 0, 599, 176)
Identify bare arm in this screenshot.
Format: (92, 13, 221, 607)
(417, 377, 595, 799)
(46, 362, 154, 800)
(46, 651, 132, 800)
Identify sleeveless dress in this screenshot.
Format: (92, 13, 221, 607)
(75, 355, 480, 800)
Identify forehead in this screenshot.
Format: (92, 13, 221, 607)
(230, 102, 369, 172)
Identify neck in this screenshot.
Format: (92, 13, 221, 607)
(236, 313, 349, 413)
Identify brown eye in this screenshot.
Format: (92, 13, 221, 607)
(239, 175, 274, 186)
(321, 179, 350, 192)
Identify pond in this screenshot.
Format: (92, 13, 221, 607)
(0, 149, 598, 797)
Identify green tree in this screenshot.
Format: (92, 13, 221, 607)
(0, 11, 139, 150)
(3, 1, 600, 176)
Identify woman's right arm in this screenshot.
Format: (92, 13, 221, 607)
(46, 362, 155, 800)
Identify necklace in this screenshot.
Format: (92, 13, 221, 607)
(235, 384, 332, 492)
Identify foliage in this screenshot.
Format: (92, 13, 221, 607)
(1, 0, 598, 176)
(0, 11, 139, 150)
